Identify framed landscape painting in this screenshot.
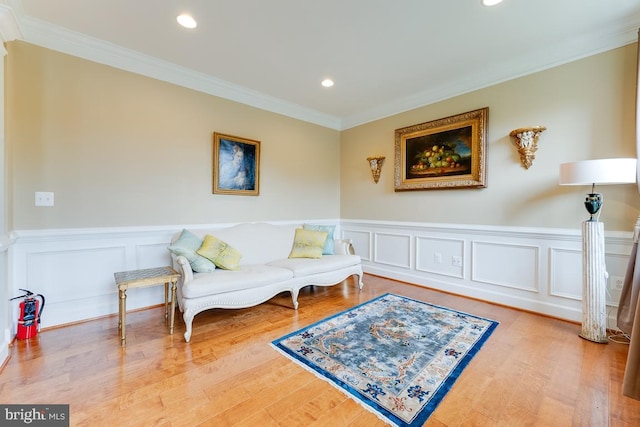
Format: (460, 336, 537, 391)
(212, 132, 260, 196)
(394, 107, 488, 191)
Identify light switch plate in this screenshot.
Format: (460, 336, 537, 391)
(35, 191, 54, 207)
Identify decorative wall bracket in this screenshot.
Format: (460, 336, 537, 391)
(367, 156, 385, 183)
(509, 126, 546, 169)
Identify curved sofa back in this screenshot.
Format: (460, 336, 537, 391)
(184, 223, 301, 266)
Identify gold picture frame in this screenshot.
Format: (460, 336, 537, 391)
(212, 132, 260, 196)
(394, 107, 488, 191)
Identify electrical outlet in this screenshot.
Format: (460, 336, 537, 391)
(452, 256, 462, 267)
(35, 191, 54, 207)
(610, 275, 625, 290)
(434, 253, 442, 264)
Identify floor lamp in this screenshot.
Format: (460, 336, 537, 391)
(559, 158, 637, 343)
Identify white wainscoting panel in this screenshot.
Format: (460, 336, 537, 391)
(344, 230, 372, 261)
(8, 219, 340, 333)
(374, 232, 411, 269)
(27, 246, 126, 303)
(6, 220, 635, 336)
(136, 243, 174, 269)
(415, 236, 464, 279)
(471, 241, 539, 292)
(342, 220, 634, 329)
(549, 248, 582, 301)
(1, 237, 9, 370)
(604, 253, 633, 307)
(9, 227, 178, 332)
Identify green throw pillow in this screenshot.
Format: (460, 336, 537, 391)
(168, 229, 217, 273)
(197, 234, 242, 270)
(303, 224, 335, 255)
(289, 228, 328, 259)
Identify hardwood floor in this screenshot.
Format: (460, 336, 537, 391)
(2, 274, 640, 426)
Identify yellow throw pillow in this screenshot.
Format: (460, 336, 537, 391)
(289, 228, 328, 259)
(197, 234, 242, 270)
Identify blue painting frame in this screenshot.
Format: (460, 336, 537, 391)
(213, 132, 260, 196)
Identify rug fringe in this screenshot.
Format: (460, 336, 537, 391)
(270, 343, 399, 426)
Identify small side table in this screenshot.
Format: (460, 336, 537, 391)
(114, 266, 180, 347)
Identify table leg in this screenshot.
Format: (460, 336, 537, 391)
(164, 282, 169, 323)
(169, 279, 177, 335)
(119, 287, 127, 346)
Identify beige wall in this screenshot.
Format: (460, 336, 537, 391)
(341, 44, 640, 231)
(5, 42, 341, 230)
(5, 41, 639, 232)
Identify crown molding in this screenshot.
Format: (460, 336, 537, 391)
(18, 16, 342, 130)
(340, 20, 640, 130)
(0, 4, 22, 55)
(6, 3, 640, 131)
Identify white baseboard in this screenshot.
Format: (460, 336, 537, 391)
(0, 328, 9, 369)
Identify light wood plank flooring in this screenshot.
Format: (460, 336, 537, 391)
(1, 274, 640, 426)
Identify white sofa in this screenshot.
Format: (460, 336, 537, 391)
(170, 223, 363, 342)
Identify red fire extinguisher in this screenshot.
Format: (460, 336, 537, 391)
(10, 289, 45, 340)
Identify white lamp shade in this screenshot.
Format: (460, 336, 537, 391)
(559, 158, 637, 186)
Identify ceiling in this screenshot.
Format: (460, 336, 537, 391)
(5, 0, 640, 130)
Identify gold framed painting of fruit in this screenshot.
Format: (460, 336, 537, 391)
(394, 107, 488, 191)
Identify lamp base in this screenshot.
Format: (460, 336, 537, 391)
(580, 221, 608, 344)
(578, 332, 608, 344)
(584, 193, 602, 221)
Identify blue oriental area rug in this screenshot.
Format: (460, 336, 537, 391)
(272, 293, 499, 426)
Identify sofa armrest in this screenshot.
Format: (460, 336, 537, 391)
(334, 239, 355, 255)
(173, 255, 194, 284)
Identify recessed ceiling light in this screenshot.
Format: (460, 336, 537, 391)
(482, 0, 503, 5)
(321, 79, 334, 88)
(177, 14, 197, 29)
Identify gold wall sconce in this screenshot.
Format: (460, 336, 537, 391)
(509, 126, 546, 169)
(367, 156, 385, 183)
